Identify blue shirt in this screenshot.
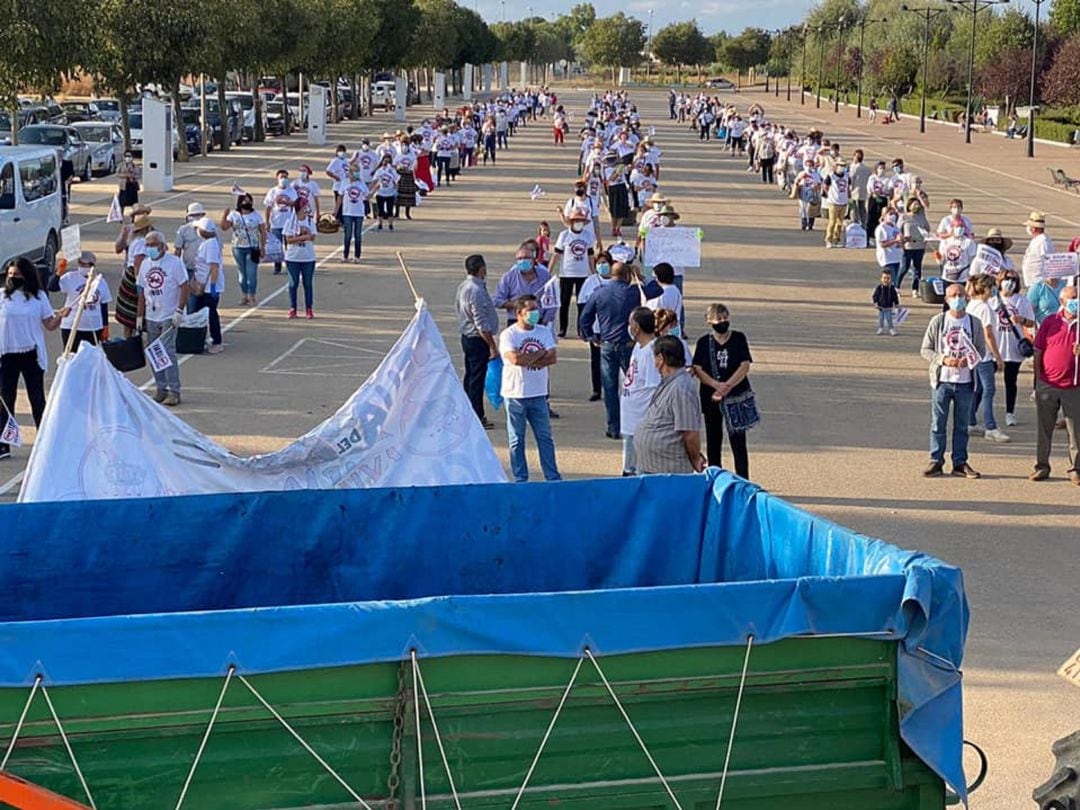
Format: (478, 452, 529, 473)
(492, 264, 554, 325)
(1028, 280, 1061, 326)
(579, 280, 640, 343)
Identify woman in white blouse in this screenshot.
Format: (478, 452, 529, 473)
(0, 258, 66, 458)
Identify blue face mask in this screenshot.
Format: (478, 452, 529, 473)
(514, 259, 533, 272)
(524, 310, 540, 325)
(597, 262, 611, 277)
(669, 325, 681, 337)
(147, 246, 164, 260)
(1066, 299, 1079, 316)
(947, 297, 966, 312)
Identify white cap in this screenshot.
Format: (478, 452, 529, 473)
(195, 217, 216, 234)
(186, 202, 205, 218)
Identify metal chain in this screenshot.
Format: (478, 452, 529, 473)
(385, 659, 407, 808)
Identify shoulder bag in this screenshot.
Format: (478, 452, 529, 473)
(238, 212, 261, 263)
(709, 335, 760, 433)
(995, 298, 1035, 358)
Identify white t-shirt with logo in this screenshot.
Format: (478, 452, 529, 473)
(939, 237, 977, 282)
(499, 323, 555, 400)
(292, 179, 320, 210)
(621, 339, 661, 436)
(373, 166, 399, 198)
(194, 237, 225, 295)
(340, 179, 371, 218)
(282, 212, 316, 263)
(355, 150, 378, 183)
(137, 254, 189, 322)
(263, 184, 298, 229)
(992, 294, 1036, 362)
(939, 314, 976, 384)
(554, 227, 596, 278)
(875, 223, 902, 266)
(325, 156, 350, 193)
(59, 271, 112, 331)
(824, 172, 850, 206)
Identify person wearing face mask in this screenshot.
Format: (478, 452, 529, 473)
(1031, 285, 1080, 483)
(992, 270, 1036, 427)
(793, 158, 822, 232)
(455, 254, 500, 429)
(888, 158, 911, 203)
(499, 295, 561, 483)
(283, 198, 317, 319)
(897, 197, 930, 297)
(964, 275, 1010, 443)
(822, 157, 850, 249)
(865, 162, 890, 246)
(639, 192, 667, 230)
(920, 284, 986, 478)
(0, 258, 66, 458)
(53, 251, 112, 351)
(578, 251, 615, 402)
(551, 212, 597, 338)
(633, 336, 706, 475)
(371, 154, 399, 231)
(263, 169, 298, 275)
(936, 199, 974, 239)
(690, 302, 755, 479)
(937, 222, 978, 285)
(1021, 211, 1055, 288)
(220, 194, 266, 305)
(493, 246, 553, 327)
(190, 218, 225, 353)
(292, 164, 321, 220)
(333, 167, 370, 264)
(324, 144, 352, 217)
(875, 209, 904, 286)
(620, 307, 660, 475)
(114, 212, 153, 338)
(1029, 274, 1064, 327)
(393, 140, 419, 220)
(136, 232, 189, 407)
(560, 182, 590, 229)
(579, 262, 642, 440)
(970, 228, 1014, 280)
(174, 202, 206, 280)
(116, 152, 141, 217)
(849, 150, 871, 230)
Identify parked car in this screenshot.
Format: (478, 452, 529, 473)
(372, 81, 396, 111)
(0, 145, 63, 284)
(0, 109, 43, 145)
(93, 98, 122, 124)
(60, 100, 101, 123)
(271, 92, 310, 127)
(178, 108, 211, 155)
(71, 121, 124, 175)
(126, 110, 181, 158)
(39, 99, 67, 125)
(703, 77, 736, 90)
(224, 91, 266, 141)
(18, 125, 93, 182)
(265, 100, 288, 136)
(183, 98, 243, 147)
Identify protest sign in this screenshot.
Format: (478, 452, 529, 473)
(1038, 253, 1080, 280)
(106, 195, 123, 223)
(61, 224, 81, 263)
(145, 337, 173, 373)
(644, 226, 701, 268)
(1, 415, 21, 448)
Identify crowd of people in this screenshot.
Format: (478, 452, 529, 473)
(455, 89, 759, 482)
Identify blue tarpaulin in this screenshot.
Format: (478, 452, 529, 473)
(0, 471, 969, 798)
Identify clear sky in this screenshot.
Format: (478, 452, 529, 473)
(473, 0, 818, 36)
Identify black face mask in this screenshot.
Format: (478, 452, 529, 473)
(711, 322, 730, 335)
(7, 277, 24, 290)
(239, 202, 253, 212)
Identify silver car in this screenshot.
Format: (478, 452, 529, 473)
(72, 121, 124, 175)
(17, 125, 93, 181)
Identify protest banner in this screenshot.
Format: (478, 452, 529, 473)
(1038, 253, 1080, 280)
(644, 226, 701, 268)
(61, 224, 81, 263)
(145, 337, 174, 373)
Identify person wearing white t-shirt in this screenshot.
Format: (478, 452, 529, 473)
(57, 251, 112, 351)
(499, 295, 561, 483)
(292, 164, 321, 220)
(645, 263, 683, 326)
(334, 169, 371, 264)
(875, 212, 904, 285)
(283, 198, 318, 320)
(0, 258, 65, 457)
(1021, 210, 1054, 288)
(324, 144, 351, 213)
(621, 307, 661, 475)
(992, 271, 1037, 427)
(965, 274, 1009, 443)
(191, 218, 225, 353)
(822, 160, 851, 248)
(263, 170, 298, 275)
(136, 231, 189, 406)
(935, 199, 974, 238)
(550, 213, 596, 337)
(937, 226, 978, 284)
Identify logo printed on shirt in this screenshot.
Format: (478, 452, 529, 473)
(569, 240, 588, 258)
(517, 336, 546, 368)
(146, 267, 166, 292)
(347, 186, 362, 203)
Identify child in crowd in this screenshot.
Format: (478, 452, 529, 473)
(536, 221, 551, 265)
(873, 269, 900, 336)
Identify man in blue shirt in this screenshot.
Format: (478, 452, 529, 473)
(580, 262, 642, 439)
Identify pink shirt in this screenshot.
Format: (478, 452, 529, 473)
(1034, 312, 1080, 388)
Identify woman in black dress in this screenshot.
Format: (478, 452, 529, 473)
(691, 303, 757, 479)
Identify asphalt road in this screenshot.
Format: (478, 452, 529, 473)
(3, 85, 1079, 808)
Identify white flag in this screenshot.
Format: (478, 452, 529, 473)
(1, 415, 21, 447)
(539, 274, 560, 310)
(107, 195, 123, 223)
(145, 338, 173, 373)
(895, 307, 909, 326)
(529, 184, 545, 200)
(231, 181, 247, 197)
(648, 126, 656, 136)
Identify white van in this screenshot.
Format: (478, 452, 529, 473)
(0, 146, 63, 281)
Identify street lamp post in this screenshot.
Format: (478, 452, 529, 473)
(816, 27, 826, 108)
(947, 0, 1009, 145)
(833, 15, 846, 113)
(901, 5, 947, 134)
(855, 16, 887, 117)
(646, 9, 654, 79)
(1027, 0, 1046, 158)
(799, 25, 808, 104)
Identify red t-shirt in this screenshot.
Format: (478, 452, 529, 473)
(1034, 312, 1080, 388)
(1068, 236, 1080, 253)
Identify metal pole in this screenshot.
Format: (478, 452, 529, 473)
(646, 9, 653, 79)
(833, 18, 844, 113)
(965, 2, 976, 144)
(800, 30, 807, 104)
(1027, 0, 1042, 158)
(787, 58, 793, 101)
(857, 19, 866, 117)
(921, 11, 930, 133)
(816, 30, 825, 108)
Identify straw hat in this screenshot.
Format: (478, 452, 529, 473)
(185, 202, 205, 218)
(658, 204, 680, 221)
(78, 250, 97, 265)
(131, 203, 153, 217)
(132, 214, 153, 231)
(648, 191, 668, 205)
(1025, 210, 1046, 228)
(979, 227, 1014, 252)
(567, 209, 590, 223)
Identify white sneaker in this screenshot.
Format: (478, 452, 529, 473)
(1005, 413, 1017, 427)
(876, 328, 883, 335)
(984, 428, 1011, 443)
(889, 328, 896, 336)
(911, 289, 920, 298)
(825, 242, 833, 249)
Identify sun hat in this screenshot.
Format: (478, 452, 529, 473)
(132, 214, 153, 231)
(185, 202, 205, 218)
(978, 227, 1014, 252)
(78, 250, 97, 266)
(648, 191, 668, 204)
(567, 209, 591, 223)
(195, 217, 216, 234)
(1025, 210, 1046, 228)
(658, 204, 680, 220)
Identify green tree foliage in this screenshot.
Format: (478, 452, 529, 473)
(564, 3, 597, 46)
(975, 8, 1034, 67)
(492, 21, 537, 62)
(370, 0, 422, 70)
(581, 13, 647, 71)
(1050, 0, 1080, 36)
(651, 21, 713, 81)
(722, 28, 772, 74)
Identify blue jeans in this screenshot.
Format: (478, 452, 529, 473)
(232, 247, 259, 297)
(342, 215, 363, 259)
(286, 260, 315, 310)
(600, 341, 633, 435)
(897, 249, 924, 292)
(930, 382, 974, 465)
(882, 262, 900, 287)
(271, 227, 284, 273)
(506, 395, 561, 482)
(877, 308, 894, 330)
(970, 360, 998, 430)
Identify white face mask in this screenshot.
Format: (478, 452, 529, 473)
(299, 172, 309, 182)
(661, 215, 673, 226)
(571, 223, 584, 233)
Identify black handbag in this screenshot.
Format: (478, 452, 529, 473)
(996, 299, 1035, 358)
(102, 334, 146, 372)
